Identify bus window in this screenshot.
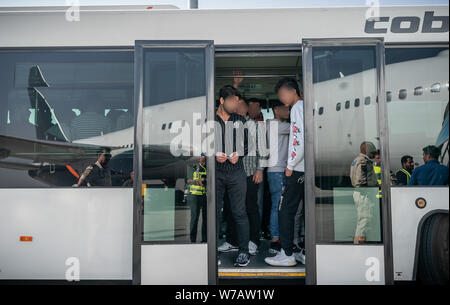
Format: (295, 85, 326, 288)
(386, 47, 449, 180)
(312, 45, 382, 244)
(0, 50, 134, 188)
(141, 47, 208, 243)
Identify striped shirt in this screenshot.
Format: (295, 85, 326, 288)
(243, 117, 264, 177)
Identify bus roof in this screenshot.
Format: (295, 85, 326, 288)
(0, 5, 448, 47)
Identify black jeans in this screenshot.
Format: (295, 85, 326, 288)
(226, 175, 261, 246)
(187, 194, 207, 243)
(279, 171, 305, 256)
(216, 168, 249, 254)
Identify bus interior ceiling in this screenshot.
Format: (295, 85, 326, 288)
(214, 51, 306, 279)
(215, 51, 302, 117)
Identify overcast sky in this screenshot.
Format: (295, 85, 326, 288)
(0, 0, 448, 8)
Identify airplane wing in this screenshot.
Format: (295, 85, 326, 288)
(0, 134, 116, 164)
(0, 134, 189, 165)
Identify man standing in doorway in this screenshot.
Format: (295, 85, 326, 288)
(215, 85, 251, 267)
(265, 77, 305, 267)
(265, 101, 290, 254)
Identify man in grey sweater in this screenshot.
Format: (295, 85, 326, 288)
(265, 101, 290, 253)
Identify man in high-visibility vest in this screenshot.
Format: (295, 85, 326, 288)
(373, 150, 382, 199)
(395, 155, 414, 186)
(186, 154, 207, 243)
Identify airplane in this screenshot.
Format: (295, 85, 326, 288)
(0, 50, 448, 187)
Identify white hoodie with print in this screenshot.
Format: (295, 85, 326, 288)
(287, 100, 305, 172)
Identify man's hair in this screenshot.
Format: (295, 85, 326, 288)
(401, 155, 413, 165)
(374, 149, 381, 156)
(275, 77, 301, 96)
(271, 100, 284, 111)
(423, 145, 441, 160)
(98, 147, 111, 156)
(219, 85, 241, 101)
(246, 97, 262, 106)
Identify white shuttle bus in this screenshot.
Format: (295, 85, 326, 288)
(0, 4, 448, 285)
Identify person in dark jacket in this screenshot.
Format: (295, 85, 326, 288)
(75, 147, 112, 187)
(215, 85, 251, 267)
(409, 145, 449, 186)
(395, 155, 414, 186)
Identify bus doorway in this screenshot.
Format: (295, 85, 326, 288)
(214, 47, 306, 282)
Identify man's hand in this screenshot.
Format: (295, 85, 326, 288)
(285, 168, 293, 177)
(216, 152, 228, 163)
(232, 70, 243, 89)
(253, 170, 263, 184)
(229, 152, 239, 165)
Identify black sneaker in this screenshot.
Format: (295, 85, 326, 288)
(234, 252, 250, 267)
(269, 240, 281, 254)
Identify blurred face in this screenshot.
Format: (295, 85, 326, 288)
(423, 152, 431, 164)
(236, 99, 248, 117)
(248, 102, 261, 120)
(220, 95, 239, 115)
(98, 151, 112, 166)
(200, 155, 206, 166)
(274, 105, 290, 120)
(277, 86, 298, 106)
(403, 158, 414, 172)
(130, 171, 134, 181)
(374, 154, 381, 165)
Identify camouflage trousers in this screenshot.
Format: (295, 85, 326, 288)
(353, 190, 374, 237)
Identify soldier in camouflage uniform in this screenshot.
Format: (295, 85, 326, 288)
(350, 141, 378, 244)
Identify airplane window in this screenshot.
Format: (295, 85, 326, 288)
(399, 89, 408, 100)
(318, 107, 324, 115)
(414, 87, 424, 96)
(345, 100, 350, 109)
(336, 102, 341, 111)
(354, 98, 360, 107)
(168, 122, 172, 129)
(431, 83, 441, 93)
(364, 96, 371, 105)
(0, 50, 134, 188)
(386, 91, 392, 102)
(162, 123, 166, 130)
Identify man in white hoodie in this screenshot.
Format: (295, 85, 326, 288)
(265, 77, 305, 267)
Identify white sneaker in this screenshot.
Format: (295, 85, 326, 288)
(248, 241, 258, 256)
(218, 242, 238, 253)
(294, 248, 306, 265)
(264, 249, 297, 267)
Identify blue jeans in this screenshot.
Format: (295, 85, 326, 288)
(267, 172, 286, 239)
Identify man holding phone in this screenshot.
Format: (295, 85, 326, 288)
(215, 85, 250, 267)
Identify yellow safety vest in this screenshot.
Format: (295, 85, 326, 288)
(395, 168, 411, 185)
(189, 164, 207, 196)
(374, 165, 382, 198)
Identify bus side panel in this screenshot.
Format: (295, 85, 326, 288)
(391, 187, 449, 281)
(0, 188, 133, 280)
